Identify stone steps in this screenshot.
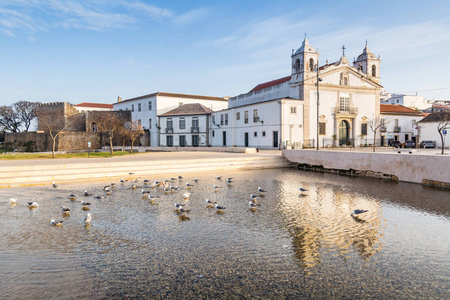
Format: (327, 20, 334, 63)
(0, 156, 290, 187)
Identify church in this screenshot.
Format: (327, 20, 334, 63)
(209, 37, 383, 149)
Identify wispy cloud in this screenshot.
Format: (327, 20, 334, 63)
(173, 7, 210, 26)
(123, 1, 172, 20)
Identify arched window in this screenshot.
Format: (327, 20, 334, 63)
(372, 65, 376, 76)
(295, 59, 300, 71)
(309, 58, 314, 71)
(344, 77, 348, 85)
(358, 64, 362, 71)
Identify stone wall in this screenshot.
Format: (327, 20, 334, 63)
(5, 131, 50, 152)
(58, 132, 102, 150)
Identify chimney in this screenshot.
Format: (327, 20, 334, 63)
(118, 96, 122, 102)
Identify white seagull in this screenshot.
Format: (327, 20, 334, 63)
(50, 219, 63, 226)
(84, 213, 92, 224)
(258, 187, 266, 193)
(351, 209, 368, 216)
(215, 204, 226, 210)
(299, 186, 308, 192)
(28, 201, 39, 208)
(183, 192, 190, 199)
(52, 181, 58, 188)
(10, 198, 18, 204)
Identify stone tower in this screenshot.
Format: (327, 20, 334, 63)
(353, 42, 381, 83)
(291, 37, 319, 83)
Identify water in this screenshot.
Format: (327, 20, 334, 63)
(1, 169, 449, 299)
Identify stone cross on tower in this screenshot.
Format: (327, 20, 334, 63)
(342, 45, 346, 57)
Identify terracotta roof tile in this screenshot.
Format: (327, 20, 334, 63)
(74, 102, 113, 109)
(249, 76, 291, 93)
(159, 103, 214, 116)
(380, 104, 424, 116)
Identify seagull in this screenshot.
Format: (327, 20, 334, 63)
(61, 206, 71, 212)
(83, 190, 92, 196)
(205, 199, 216, 204)
(131, 183, 137, 189)
(250, 194, 259, 200)
(194, 178, 199, 183)
(9, 198, 18, 204)
(299, 187, 308, 192)
(174, 203, 185, 208)
(84, 213, 91, 224)
(258, 187, 267, 193)
(183, 192, 190, 199)
(249, 201, 260, 207)
(178, 207, 190, 213)
(215, 176, 222, 180)
(178, 176, 183, 180)
(213, 184, 222, 191)
(170, 177, 177, 181)
(50, 219, 63, 226)
(120, 178, 126, 184)
(93, 195, 105, 199)
(186, 181, 194, 188)
(69, 194, 76, 200)
(52, 181, 58, 188)
(141, 189, 151, 194)
(215, 204, 226, 210)
(28, 201, 39, 208)
(143, 179, 150, 184)
(110, 182, 116, 188)
(226, 178, 234, 184)
(351, 209, 368, 216)
(81, 201, 91, 206)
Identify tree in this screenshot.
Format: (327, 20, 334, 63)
(95, 111, 126, 157)
(367, 116, 391, 152)
(436, 112, 450, 155)
(124, 121, 144, 153)
(36, 105, 76, 158)
(14, 101, 39, 132)
(0, 105, 21, 132)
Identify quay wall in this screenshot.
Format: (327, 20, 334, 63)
(283, 150, 450, 187)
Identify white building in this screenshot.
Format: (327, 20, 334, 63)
(381, 93, 431, 111)
(158, 103, 213, 147)
(418, 112, 450, 148)
(73, 102, 113, 112)
(113, 92, 228, 146)
(210, 38, 383, 149)
(379, 104, 425, 145)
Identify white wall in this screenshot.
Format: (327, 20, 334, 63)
(420, 123, 447, 147)
(381, 114, 422, 143)
(159, 114, 209, 147)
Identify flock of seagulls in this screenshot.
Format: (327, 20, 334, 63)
(7, 175, 368, 227)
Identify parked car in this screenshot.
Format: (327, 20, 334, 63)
(420, 140, 436, 148)
(388, 140, 402, 148)
(404, 140, 415, 148)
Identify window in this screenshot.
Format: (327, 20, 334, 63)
(262, 131, 266, 137)
(339, 96, 350, 112)
(236, 112, 240, 120)
(131, 104, 134, 112)
(167, 118, 173, 130)
(149, 118, 152, 129)
(372, 65, 376, 77)
(192, 117, 199, 130)
(225, 114, 228, 126)
(212, 130, 215, 137)
(179, 135, 186, 147)
(179, 117, 185, 129)
(295, 59, 300, 71)
(148, 101, 152, 110)
(212, 115, 216, 124)
(358, 64, 362, 71)
(361, 123, 367, 136)
(167, 136, 173, 147)
(244, 111, 248, 124)
(344, 77, 348, 85)
(254, 132, 257, 137)
(290, 106, 297, 114)
(381, 118, 385, 126)
(138, 103, 141, 112)
(309, 58, 314, 71)
(220, 114, 224, 126)
(394, 119, 399, 127)
(319, 122, 326, 135)
(253, 109, 258, 123)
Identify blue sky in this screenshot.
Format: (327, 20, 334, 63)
(1, 0, 450, 106)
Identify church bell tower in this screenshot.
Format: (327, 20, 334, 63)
(291, 37, 319, 83)
(353, 41, 381, 83)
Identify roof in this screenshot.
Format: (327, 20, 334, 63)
(249, 76, 291, 93)
(380, 104, 424, 116)
(159, 103, 214, 117)
(74, 102, 113, 109)
(418, 112, 450, 123)
(114, 92, 228, 104)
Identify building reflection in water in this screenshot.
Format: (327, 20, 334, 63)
(276, 179, 384, 270)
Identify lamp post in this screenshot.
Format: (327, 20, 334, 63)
(315, 60, 322, 151)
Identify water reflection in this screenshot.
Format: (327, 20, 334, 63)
(0, 168, 449, 299)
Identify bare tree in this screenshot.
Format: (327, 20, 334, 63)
(367, 116, 391, 152)
(436, 112, 450, 155)
(14, 101, 39, 131)
(95, 111, 125, 157)
(36, 106, 76, 158)
(0, 105, 21, 132)
(124, 121, 144, 153)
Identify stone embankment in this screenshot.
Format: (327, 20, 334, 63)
(283, 149, 450, 188)
(0, 152, 290, 188)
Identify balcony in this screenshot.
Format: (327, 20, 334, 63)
(165, 128, 173, 133)
(334, 107, 358, 115)
(380, 126, 387, 132)
(394, 126, 401, 133)
(191, 127, 199, 133)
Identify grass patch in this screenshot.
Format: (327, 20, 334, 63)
(0, 151, 137, 160)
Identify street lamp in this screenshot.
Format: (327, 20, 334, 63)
(315, 61, 322, 151)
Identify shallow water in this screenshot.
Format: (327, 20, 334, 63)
(1, 169, 449, 299)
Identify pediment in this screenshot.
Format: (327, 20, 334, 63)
(306, 65, 382, 89)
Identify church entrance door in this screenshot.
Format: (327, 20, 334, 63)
(339, 120, 349, 146)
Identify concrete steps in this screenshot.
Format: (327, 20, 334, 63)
(0, 156, 290, 187)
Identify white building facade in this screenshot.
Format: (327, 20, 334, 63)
(379, 104, 424, 145)
(210, 38, 383, 149)
(381, 93, 431, 111)
(113, 92, 228, 146)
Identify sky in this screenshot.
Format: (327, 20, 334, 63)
(1, 0, 450, 106)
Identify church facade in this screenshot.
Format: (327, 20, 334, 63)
(210, 38, 383, 149)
